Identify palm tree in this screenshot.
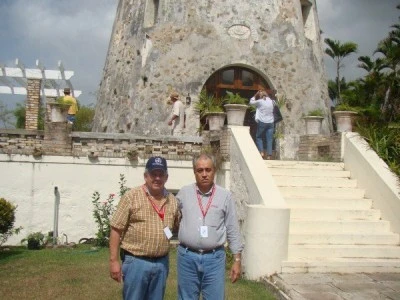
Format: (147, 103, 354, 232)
(324, 38, 358, 100)
(375, 33, 400, 120)
(357, 56, 388, 106)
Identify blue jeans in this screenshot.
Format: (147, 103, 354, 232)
(255, 121, 274, 156)
(121, 254, 169, 300)
(67, 114, 76, 123)
(177, 245, 226, 300)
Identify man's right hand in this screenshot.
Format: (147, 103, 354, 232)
(109, 260, 122, 282)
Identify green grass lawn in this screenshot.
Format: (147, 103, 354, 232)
(0, 245, 276, 300)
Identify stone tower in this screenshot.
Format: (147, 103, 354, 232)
(93, 0, 331, 159)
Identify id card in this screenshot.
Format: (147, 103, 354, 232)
(200, 226, 208, 238)
(164, 226, 173, 240)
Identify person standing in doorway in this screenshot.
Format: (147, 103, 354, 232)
(176, 152, 244, 300)
(109, 156, 180, 300)
(250, 90, 275, 160)
(61, 88, 78, 124)
(168, 92, 185, 135)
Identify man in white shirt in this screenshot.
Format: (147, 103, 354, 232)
(168, 92, 185, 136)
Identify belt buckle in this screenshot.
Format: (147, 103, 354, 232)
(198, 249, 205, 254)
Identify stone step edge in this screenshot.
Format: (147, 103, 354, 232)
(281, 258, 400, 273)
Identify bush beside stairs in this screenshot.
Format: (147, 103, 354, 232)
(265, 160, 400, 273)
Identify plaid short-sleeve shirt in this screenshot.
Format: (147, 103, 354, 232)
(110, 186, 179, 257)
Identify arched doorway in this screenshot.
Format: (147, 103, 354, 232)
(203, 66, 272, 140)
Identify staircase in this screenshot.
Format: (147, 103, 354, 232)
(265, 160, 400, 273)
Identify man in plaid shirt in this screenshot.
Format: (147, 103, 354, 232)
(109, 156, 180, 300)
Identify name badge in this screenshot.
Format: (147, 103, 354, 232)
(200, 226, 208, 238)
(164, 226, 173, 239)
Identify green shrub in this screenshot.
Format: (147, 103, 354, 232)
(223, 91, 248, 105)
(91, 174, 129, 247)
(0, 198, 16, 234)
(356, 123, 400, 178)
(74, 105, 95, 132)
(21, 232, 45, 250)
(307, 108, 324, 117)
(0, 198, 22, 246)
(334, 103, 360, 112)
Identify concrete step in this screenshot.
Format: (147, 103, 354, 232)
(290, 220, 391, 234)
(289, 233, 400, 245)
(285, 197, 373, 209)
(281, 258, 400, 273)
(268, 168, 351, 177)
(274, 176, 357, 188)
(290, 208, 381, 221)
(288, 245, 400, 259)
(265, 160, 345, 170)
(280, 186, 365, 199)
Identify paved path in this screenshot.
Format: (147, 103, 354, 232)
(263, 273, 400, 300)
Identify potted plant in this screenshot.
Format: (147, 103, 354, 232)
(194, 89, 226, 131)
(303, 108, 325, 135)
(223, 91, 249, 126)
(47, 98, 71, 123)
(126, 147, 139, 161)
(333, 103, 358, 132)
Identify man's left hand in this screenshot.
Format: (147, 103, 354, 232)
(230, 261, 241, 283)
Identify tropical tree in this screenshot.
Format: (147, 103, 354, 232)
(324, 38, 358, 100)
(357, 56, 388, 107)
(373, 12, 400, 122)
(13, 102, 45, 130)
(0, 100, 14, 128)
(74, 104, 95, 132)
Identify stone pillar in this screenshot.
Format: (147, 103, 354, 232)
(42, 122, 72, 156)
(25, 78, 41, 130)
(42, 102, 72, 156)
(46, 97, 57, 122)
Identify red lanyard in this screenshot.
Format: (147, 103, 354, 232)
(142, 185, 166, 221)
(196, 185, 216, 219)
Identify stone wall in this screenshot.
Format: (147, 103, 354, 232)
(0, 127, 231, 161)
(1, 126, 344, 163)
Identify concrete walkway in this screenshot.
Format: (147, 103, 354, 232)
(263, 273, 400, 300)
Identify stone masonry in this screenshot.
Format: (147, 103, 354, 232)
(93, 0, 332, 159)
(298, 133, 342, 161)
(25, 78, 41, 130)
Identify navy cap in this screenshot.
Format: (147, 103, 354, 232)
(146, 156, 167, 173)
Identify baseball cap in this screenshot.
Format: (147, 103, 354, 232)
(146, 156, 168, 173)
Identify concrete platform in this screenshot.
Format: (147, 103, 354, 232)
(264, 273, 400, 300)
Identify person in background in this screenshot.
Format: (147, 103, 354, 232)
(250, 90, 275, 160)
(176, 152, 244, 300)
(109, 156, 180, 300)
(60, 87, 78, 124)
(168, 92, 186, 135)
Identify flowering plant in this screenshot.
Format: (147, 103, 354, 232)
(92, 174, 128, 247)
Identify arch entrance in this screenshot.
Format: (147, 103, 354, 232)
(202, 66, 272, 139)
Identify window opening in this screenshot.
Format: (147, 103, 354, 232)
(144, 0, 159, 28)
(300, 0, 317, 41)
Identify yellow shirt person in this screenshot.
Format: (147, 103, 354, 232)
(59, 88, 78, 124)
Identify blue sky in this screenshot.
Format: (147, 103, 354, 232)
(0, 0, 398, 109)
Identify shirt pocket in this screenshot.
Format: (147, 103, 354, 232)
(207, 209, 224, 227)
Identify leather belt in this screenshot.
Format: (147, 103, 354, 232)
(123, 250, 167, 261)
(179, 244, 224, 254)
